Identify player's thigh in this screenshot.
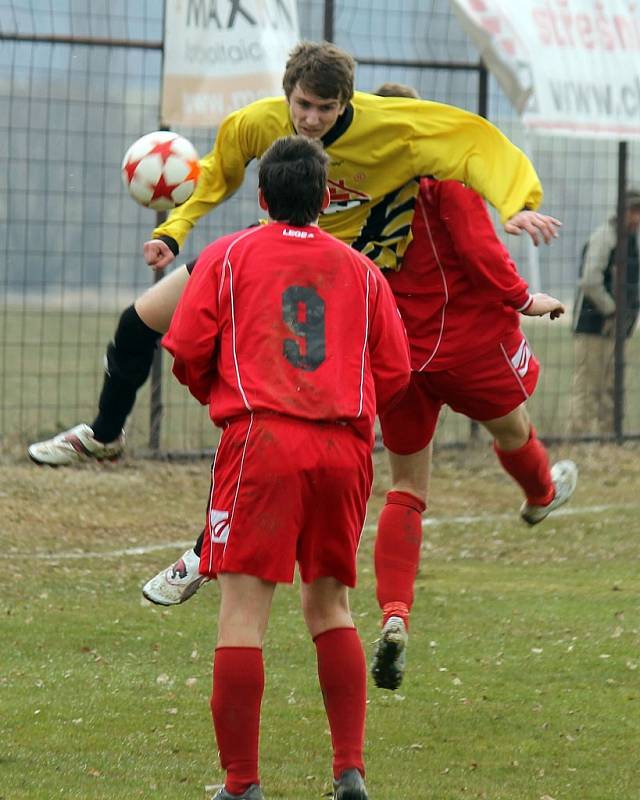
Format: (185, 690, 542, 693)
(379, 372, 442, 456)
(134, 264, 190, 333)
(217, 573, 276, 647)
(386, 444, 432, 504)
(431, 331, 540, 423)
(300, 576, 352, 639)
(481, 403, 531, 450)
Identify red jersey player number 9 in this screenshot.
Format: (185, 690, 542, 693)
(282, 286, 326, 371)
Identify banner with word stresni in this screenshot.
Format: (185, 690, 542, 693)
(450, 0, 640, 139)
(162, 0, 300, 127)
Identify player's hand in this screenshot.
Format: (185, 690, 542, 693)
(504, 210, 562, 246)
(522, 292, 565, 319)
(143, 239, 176, 270)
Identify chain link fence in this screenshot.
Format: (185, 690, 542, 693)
(1, 0, 639, 457)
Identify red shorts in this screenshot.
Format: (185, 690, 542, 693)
(379, 330, 540, 455)
(199, 414, 373, 587)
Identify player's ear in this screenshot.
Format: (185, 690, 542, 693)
(258, 188, 269, 212)
(321, 186, 331, 210)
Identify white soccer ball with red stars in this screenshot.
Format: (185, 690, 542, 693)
(121, 131, 200, 211)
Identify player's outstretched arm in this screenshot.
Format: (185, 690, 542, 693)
(521, 292, 565, 320)
(504, 210, 562, 246)
(143, 239, 176, 270)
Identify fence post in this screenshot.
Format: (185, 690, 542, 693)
(469, 60, 489, 443)
(148, 5, 169, 454)
(323, 0, 334, 41)
(148, 208, 166, 453)
(613, 141, 628, 444)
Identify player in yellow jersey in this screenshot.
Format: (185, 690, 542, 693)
(29, 41, 560, 481)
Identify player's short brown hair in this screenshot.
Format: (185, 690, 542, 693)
(283, 41, 355, 104)
(374, 82, 420, 99)
(259, 136, 329, 227)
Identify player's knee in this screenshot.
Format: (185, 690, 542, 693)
(106, 304, 161, 388)
(301, 584, 351, 636)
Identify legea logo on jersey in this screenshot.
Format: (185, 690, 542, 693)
(511, 338, 532, 378)
(209, 509, 230, 543)
(324, 178, 371, 214)
(283, 228, 314, 238)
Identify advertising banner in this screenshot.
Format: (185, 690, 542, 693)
(451, 0, 640, 139)
(162, 0, 300, 127)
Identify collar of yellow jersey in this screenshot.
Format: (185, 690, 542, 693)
(322, 103, 354, 148)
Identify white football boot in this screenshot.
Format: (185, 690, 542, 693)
(520, 459, 578, 525)
(142, 548, 209, 606)
(28, 423, 125, 466)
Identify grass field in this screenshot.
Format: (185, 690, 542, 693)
(1, 442, 639, 799)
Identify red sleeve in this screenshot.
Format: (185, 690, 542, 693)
(366, 266, 412, 414)
(437, 180, 532, 310)
(162, 245, 221, 405)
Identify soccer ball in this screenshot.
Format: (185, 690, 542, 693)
(121, 131, 200, 211)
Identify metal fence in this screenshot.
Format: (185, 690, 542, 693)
(1, 0, 639, 458)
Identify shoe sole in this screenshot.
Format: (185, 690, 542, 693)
(142, 575, 208, 606)
(28, 451, 122, 467)
(371, 630, 406, 690)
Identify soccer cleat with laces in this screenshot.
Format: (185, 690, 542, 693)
(371, 615, 408, 691)
(210, 784, 265, 800)
(28, 423, 125, 466)
(520, 459, 578, 526)
(142, 548, 209, 606)
(333, 769, 368, 800)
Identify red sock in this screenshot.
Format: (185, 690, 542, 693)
(374, 490, 426, 627)
(314, 627, 366, 779)
(211, 647, 264, 795)
(494, 427, 554, 506)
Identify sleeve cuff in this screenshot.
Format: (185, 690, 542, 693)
(517, 294, 534, 313)
(158, 235, 180, 256)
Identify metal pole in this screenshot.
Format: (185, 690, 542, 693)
(323, 0, 335, 42)
(148, 227, 166, 453)
(470, 60, 489, 443)
(149, 2, 168, 453)
(613, 141, 628, 444)
(477, 60, 488, 117)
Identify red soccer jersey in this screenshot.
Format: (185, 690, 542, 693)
(163, 222, 411, 444)
(385, 178, 533, 371)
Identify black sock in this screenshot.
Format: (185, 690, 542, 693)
(193, 529, 205, 557)
(91, 305, 161, 443)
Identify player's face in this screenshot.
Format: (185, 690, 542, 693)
(288, 84, 346, 140)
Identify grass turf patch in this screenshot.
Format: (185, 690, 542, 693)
(1, 444, 639, 799)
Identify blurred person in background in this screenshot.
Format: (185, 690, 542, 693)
(569, 192, 640, 436)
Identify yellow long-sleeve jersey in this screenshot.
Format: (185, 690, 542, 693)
(153, 91, 543, 271)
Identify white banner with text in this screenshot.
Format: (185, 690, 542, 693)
(451, 0, 640, 139)
(162, 0, 300, 128)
